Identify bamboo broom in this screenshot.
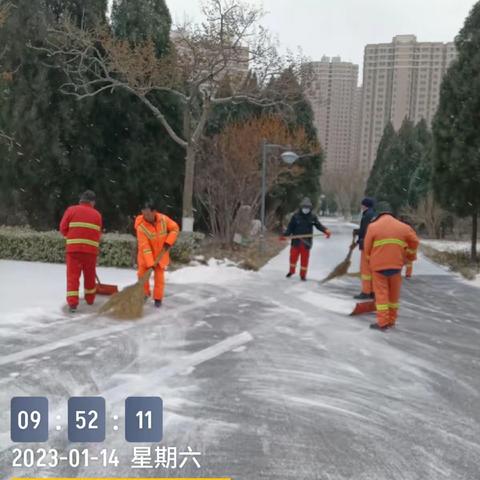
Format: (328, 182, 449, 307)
(320, 240, 357, 284)
(98, 247, 169, 320)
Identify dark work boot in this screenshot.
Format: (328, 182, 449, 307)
(286, 272, 294, 278)
(154, 300, 162, 308)
(354, 292, 373, 300)
(69, 305, 78, 314)
(370, 323, 389, 332)
(300, 277, 307, 282)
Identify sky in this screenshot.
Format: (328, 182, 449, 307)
(167, 0, 476, 74)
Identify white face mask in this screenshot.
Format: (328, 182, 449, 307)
(302, 208, 311, 215)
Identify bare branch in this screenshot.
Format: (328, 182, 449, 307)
(33, 0, 309, 221)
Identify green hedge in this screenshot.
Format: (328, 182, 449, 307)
(0, 226, 203, 268)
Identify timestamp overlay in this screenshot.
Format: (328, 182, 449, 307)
(7, 395, 233, 477)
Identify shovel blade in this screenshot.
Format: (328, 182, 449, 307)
(350, 300, 376, 316)
(96, 283, 119, 296)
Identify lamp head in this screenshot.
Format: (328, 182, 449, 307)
(281, 151, 299, 165)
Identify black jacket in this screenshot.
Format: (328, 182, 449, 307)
(354, 207, 376, 250)
(284, 210, 327, 250)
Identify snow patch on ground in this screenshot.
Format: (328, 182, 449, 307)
(299, 290, 353, 316)
(422, 239, 478, 253)
(421, 240, 480, 288)
(169, 258, 254, 285)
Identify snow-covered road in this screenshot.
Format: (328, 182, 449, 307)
(1, 220, 479, 479)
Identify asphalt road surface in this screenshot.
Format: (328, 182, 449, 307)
(1, 220, 479, 479)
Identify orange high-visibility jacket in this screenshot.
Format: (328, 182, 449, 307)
(134, 213, 180, 269)
(60, 203, 103, 255)
(364, 213, 419, 271)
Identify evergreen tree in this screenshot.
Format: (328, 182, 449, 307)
(365, 122, 395, 198)
(0, 0, 107, 228)
(408, 119, 433, 207)
(107, 0, 183, 228)
(46, 0, 108, 26)
(112, 0, 172, 56)
(366, 119, 432, 215)
(433, 1, 480, 260)
(0, 0, 183, 230)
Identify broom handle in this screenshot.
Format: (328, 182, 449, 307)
(281, 233, 326, 240)
(140, 247, 169, 283)
(153, 246, 169, 268)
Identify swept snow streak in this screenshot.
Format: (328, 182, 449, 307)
(0, 331, 253, 455)
(103, 331, 253, 403)
(0, 297, 218, 367)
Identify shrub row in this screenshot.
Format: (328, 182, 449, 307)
(0, 226, 203, 268)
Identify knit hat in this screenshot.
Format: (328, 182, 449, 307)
(80, 190, 96, 203)
(300, 197, 313, 208)
(361, 197, 375, 209)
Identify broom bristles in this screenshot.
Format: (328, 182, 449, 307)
(99, 248, 168, 320)
(98, 269, 153, 320)
(320, 242, 357, 284)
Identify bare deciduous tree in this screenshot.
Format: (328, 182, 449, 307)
(321, 167, 365, 220)
(195, 115, 313, 244)
(401, 192, 448, 238)
(35, 0, 307, 230)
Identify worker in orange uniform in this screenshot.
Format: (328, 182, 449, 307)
(364, 202, 419, 331)
(353, 197, 376, 300)
(399, 216, 417, 279)
(60, 190, 103, 313)
(134, 202, 180, 308)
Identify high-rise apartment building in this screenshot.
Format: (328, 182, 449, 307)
(358, 35, 457, 174)
(305, 57, 360, 174)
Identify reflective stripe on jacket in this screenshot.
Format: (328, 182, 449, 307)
(134, 213, 180, 269)
(364, 213, 419, 271)
(59, 203, 103, 255)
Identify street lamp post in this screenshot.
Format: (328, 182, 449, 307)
(260, 139, 299, 251)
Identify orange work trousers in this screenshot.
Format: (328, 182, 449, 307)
(372, 271, 402, 328)
(289, 243, 310, 279)
(360, 250, 373, 294)
(138, 265, 165, 301)
(66, 252, 97, 307)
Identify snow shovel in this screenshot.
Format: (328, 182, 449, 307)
(98, 247, 169, 320)
(95, 274, 119, 296)
(320, 240, 357, 284)
(350, 300, 376, 316)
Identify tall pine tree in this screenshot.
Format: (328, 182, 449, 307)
(433, 1, 480, 260)
(365, 122, 395, 198)
(0, 0, 108, 228)
(408, 119, 433, 208)
(112, 0, 171, 56)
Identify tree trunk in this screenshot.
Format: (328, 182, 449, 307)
(182, 143, 195, 232)
(471, 209, 478, 262)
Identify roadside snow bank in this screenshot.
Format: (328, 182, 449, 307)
(169, 258, 254, 285)
(422, 239, 478, 253)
